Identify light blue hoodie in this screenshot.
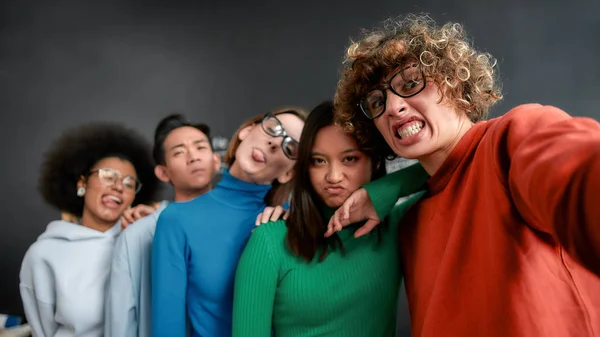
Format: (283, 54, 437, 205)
(104, 200, 169, 337)
(19, 220, 121, 337)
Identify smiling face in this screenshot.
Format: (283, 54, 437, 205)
(308, 125, 373, 208)
(232, 113, 305, 185)
(78, 156, 137, 228)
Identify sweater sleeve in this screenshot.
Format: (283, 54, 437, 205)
(19, 247, 57, 337)
(232, 222, 281, 337)
(105, 232, 137, 337)
(388, 191, 426, 227)
(499, 104, 600, 275)
(151, 206, 189, 337)
(363, 162, 429, 221)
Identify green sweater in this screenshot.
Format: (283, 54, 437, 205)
(232, 163, 428, 337)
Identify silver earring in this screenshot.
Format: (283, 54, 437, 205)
(77, 187, 86, 197)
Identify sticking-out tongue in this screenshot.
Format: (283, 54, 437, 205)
(252, 148, 266, 163)
(102, 195, 121, 208)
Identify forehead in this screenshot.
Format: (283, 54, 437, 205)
(312, 125, 358, 154)
(92, 156, 137, 177)
(274, 113, 304, 140)
(163, 126, 209, 148)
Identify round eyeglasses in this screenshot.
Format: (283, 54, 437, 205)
(89, 168, 142, 194)
(358, 62, 426, 120)
(261, 112, 299, 160)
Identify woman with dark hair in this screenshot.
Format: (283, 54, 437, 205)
(231, 101, 428, 337)
(19, 122, 160, 337)
(151, 107, 307, 337)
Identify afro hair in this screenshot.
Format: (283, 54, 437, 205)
(38, 122, 161, 217)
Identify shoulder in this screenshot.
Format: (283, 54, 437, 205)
(120, 210, 162, 238)
(504, 103, 569, 119)
(488, 104, 571, 135)
(157, 194, 214, 222)
(115, 214, 159, 256)
(20, 239, 53, 282)
(22, 240, 47, 265)
(241, 220, 288, 267)
(156, 202, 183, 225)
(21, 223, 58, 263)
(246, 219, 288, 255)
(251, 219, 287, 240)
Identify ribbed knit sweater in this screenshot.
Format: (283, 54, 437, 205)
(232, 164, 428, 337)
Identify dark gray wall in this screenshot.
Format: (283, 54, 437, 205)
(1, 0, 598, 335)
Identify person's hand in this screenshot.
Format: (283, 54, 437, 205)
(255, 205, 290, 226)
(325, 188, 380, 238)
(120, 204, 156, 230)
(61, 212, 78, 224)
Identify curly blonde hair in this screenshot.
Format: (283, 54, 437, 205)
(334, 14, 503, 157)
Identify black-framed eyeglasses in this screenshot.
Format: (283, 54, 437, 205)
(261, 112, 299, 160)
(358, 62, 426, 120)
(89, 168, 142, 194)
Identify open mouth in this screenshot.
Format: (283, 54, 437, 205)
(102, 194, 122, 208)
(395, 120, 425, 139)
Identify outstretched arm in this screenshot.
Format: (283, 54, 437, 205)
(503, 104, 600, 275)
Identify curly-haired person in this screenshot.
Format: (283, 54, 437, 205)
(19, 122, 160, 337)
(326, 14, 600, 337)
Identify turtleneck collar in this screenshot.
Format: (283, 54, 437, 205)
(211, 169, 272, 209)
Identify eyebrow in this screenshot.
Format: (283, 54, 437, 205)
(168, 139, 208, 151)
(311, 148, 358, 157)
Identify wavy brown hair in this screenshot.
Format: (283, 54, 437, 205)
(223, 107, 308, 206)
(334, 14, 503, 158)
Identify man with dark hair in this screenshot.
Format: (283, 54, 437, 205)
(105, 114, 220, 337)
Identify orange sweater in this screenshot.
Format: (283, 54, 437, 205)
(368, 104, 600, 337)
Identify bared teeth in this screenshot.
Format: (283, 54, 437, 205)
(397, 121, 424, 139)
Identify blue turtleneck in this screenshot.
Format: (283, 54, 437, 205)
(151, 169, 272, 337)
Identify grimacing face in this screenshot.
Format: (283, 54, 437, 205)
(371, 67, 473, 164)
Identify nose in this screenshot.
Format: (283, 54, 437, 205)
(187, 148, 201, 163)
(112, 179, 124, 192)
(385, 89, 407, 117)
(326, 162, 343, 184)
(267, 140, 277, 152)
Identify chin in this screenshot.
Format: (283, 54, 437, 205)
(393, 144, 433, 160)
(96, 208, 124, 224)
(239, 157, 264, 175)
(323, 197, 345, 209)
(190, 180, 211, 189)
